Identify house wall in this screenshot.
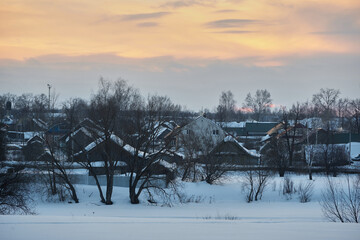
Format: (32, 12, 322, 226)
(211, 142, 259, 165)
(178, 116, 226, 149)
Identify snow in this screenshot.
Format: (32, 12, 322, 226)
(348, 142, 360, 159)
(23, 132, 40, 140)
(76, 134, 145, 158)
(224, 135, 260, 158)
(65, 127, 94, 142)
(261, 134, 270, 142)
(305, 142, 360, 160)
(156, 159, 176, 170)
(219, 121, 246, 128)
(1, 174, 360, 240)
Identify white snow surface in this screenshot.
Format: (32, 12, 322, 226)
(77, 134, 146, 158)
(305, 142, 360, 160)
(219, 121, 246, 128)
(224, 135, 261, 158)
(1, 174, 359, 240)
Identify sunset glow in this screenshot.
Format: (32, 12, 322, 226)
(0, 0, 359, 110)
(1, 0, 359, 62)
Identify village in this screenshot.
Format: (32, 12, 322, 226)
(1, 81, 360, 207)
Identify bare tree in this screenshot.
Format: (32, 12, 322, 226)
(281, 103, 304, 166)
(243, 169, 271, 202)
(0, 127, 32, 214)
(312, 88, 340, 121)
(243, 89, 272, 121)
(87, 78, 120, 205)
(178, 130, 203, 182)
(0, 167, 33, 214)
(63, 98, 88, 128)
(348, 98, 360, 134)
(336, 98, 349, 129)
(320, 176, 360, 223)
(44, 138, 79, 203)
(123, 94, 181, 204)
(217, 90, 236, 123)
(264, 137, 289, 177)
(177, 125, 231, 184)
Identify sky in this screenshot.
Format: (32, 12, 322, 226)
(0, 0, 359, 111)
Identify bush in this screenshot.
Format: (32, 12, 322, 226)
(320, 175, 360, 223)
(243, 169, 271, 203)
(282, 177, 295, 200)
(297, 181, 314, 203)
(0, 167, 33, 214)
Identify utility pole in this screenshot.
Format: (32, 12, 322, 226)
(47, 84, 51, 112)
(349, 127, 352, 162)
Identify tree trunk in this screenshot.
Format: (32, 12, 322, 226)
(192, 162, 196, 182)
(129, 185, 140, 204)
(68, 183, 79, 203)
(51, 163, 57, 194)
(105, 173, 114, 205)
(60, 171, 79, 203)
(181, 165, 189, 181)
(279, 168, 285, 177)
(89, 169, 106, 203)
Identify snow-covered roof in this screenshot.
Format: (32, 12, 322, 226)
(77, 134, 146, 158)
(32, 118, 47, 129)
(110, 134, 146, 158)
(155, 159, 176, 170)
(65, 126, 96, 142)
(223, 135, 261, 158)
(218, 122, 246, 128)
(261, 134, 271, 142)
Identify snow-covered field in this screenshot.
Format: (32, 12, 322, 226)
(1, 174, 359, 240)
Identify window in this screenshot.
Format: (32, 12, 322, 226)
(212, 129, 219, 135)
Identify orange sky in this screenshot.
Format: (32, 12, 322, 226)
(0, 0, 359, 110)
(1, 0, 359, 66)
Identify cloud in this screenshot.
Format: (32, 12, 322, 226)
(160, 0, 215, 9)
(137, 22, 159, 27)
(212, 30, 257, 34)
(205, 19, 260, 28)
(294, 5, 360, 37)
(213, 9, 238, 13)
(309, 13, 360, 36)
(96, 12, 171, 23)
(311, 31, 360, 35)
(121, 12, 171, 21)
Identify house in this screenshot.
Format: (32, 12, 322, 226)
(45, 122, 70, 146)
(298, 129, 360, 145)
(174, 115, 226, 150)
(210, 136, 260, 165)
(0, 123, 8, 160)
(59, 118, 103, 157)
(12, 118, 47, 132)
(73, 134, 143, 174)
(73, 133, 175, 180)
(151, 120, 179, 150)
(22, 135, 45, 161)
(228, 121, 278, 150)
(218, 121, 246, 136)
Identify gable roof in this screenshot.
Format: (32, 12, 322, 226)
(75, 133, 146, 158)
(245, 122, 278, 133)
(212, 135, 260, 158)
